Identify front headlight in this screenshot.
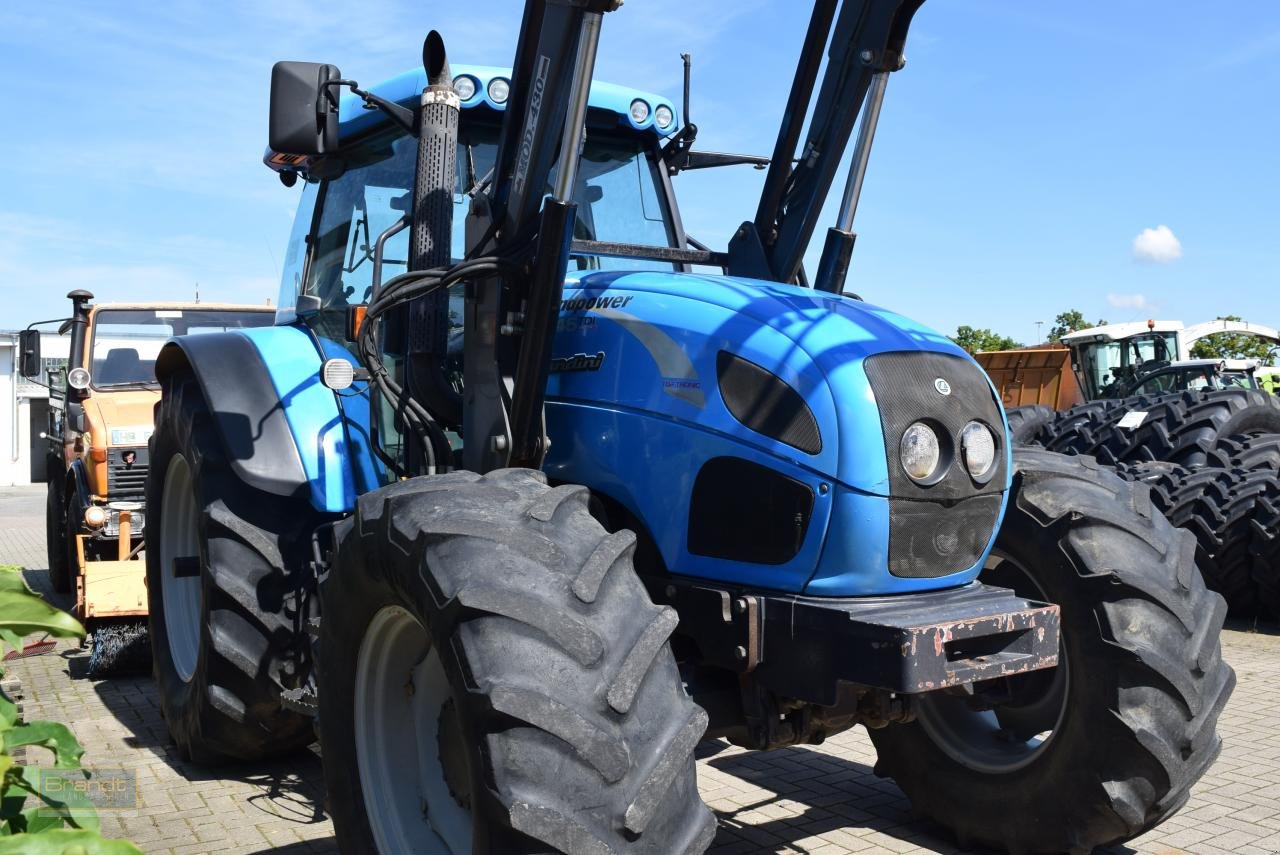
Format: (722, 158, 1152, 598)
(960, 421, 997, 481)
(900, 422, 942, 482)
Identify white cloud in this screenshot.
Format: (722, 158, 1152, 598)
(1131, 225, 1183, 263)
(1107, 293, 1153, 310)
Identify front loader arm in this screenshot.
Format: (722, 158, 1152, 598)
(748, 0, 922, 285)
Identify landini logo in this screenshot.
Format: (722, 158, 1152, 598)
(550, 351, 606, 373)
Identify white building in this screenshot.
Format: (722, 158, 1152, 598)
(0, 332, 71, 487)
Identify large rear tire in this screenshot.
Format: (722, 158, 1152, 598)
(145, 372, 319, 762)
(319, 468, 715, 855)
(46, 478, 71, 594)
(868, 449, 1234, 854)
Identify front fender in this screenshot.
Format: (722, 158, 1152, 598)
(155, 326, 368, 512)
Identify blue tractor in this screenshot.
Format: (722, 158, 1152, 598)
(145, 1, 1233, 852)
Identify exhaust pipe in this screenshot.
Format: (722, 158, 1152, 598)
(407, 30, 464, 431)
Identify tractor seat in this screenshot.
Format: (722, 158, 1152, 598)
(96, 348, 152, 385)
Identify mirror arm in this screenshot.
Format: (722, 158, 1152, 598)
(328, 80, 417, 136)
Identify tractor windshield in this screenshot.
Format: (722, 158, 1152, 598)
(1073, 331, 1179, 399)
(87, 308, 273, 389)
(300, 120, 677, 323)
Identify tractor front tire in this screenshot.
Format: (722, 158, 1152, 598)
(146, 372, 318, 763)
(319, 468, 716, 855)
(45, 478, 71, 594)
(869, 449, 1234, 854)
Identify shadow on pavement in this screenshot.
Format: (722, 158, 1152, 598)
(697, 738, 969, 854)
(79, 653, 330, 825)
(1225, 615, 1280, 636)
(249, 842, 338, 854)
(700, 738, 1150, 855)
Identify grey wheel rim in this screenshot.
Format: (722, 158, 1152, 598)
(159, 454, 202, 683)
(355, 606, 473, 854)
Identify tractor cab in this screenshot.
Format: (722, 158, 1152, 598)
(1063, 321, 1181, 399)
(266, 64, 684, 345)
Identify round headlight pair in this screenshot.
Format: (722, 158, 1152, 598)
(629, 99, 676, 130)
(453, 75, 509, 104)
(898, 420, 998, 484)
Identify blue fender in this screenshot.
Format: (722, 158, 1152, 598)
(155, 326, 378, 513)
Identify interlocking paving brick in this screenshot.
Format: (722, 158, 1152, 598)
(1, 485, 1277, 854)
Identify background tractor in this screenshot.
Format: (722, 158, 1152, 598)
(19, 292, 273, 674)
(144, 1, 1233, 853)
(977, 317, 1280, 415)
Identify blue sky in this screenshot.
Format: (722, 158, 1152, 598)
(1, 1, 1276, 343)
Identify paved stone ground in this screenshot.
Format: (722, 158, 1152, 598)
(1, 484, 1277, 854)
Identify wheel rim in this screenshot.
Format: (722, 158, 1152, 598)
(355, 606, 473, 855)
(159, 454, 203, 683)
(913, 552, 1070, 774)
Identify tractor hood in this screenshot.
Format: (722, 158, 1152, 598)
(83, 391, 160, 448)
(544, 269, 1010, 595)
(546, 270, 1007, 499)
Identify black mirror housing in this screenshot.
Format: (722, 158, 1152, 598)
(18, 329, 41, 379)
(269, 61, 343, 157)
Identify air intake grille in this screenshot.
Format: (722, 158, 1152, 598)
(106, 446, 149, 499)
(717, 352, 821, 454)
(688, 457, 814, 565)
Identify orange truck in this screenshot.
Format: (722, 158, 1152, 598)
(19, 290, 274, 673)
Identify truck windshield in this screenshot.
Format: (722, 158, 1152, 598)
(302, 121, 677, 317)
(1075, 331, 1179, 399)
(89, 309, 273, 389)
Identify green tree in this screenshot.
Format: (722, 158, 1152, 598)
(1048, 310, 1107, 343)
(1190, 316, 1279, 361)
(952, 325, 1021, 354)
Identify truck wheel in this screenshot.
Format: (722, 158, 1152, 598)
(1114, 464, 1279, 615)
(146, 372, 318, 763)
(1004, 404, 1055, 446)
(869, 449, 1234, 854)
(319, 468, 716, 855)
(1042, 399, 1126, 457)
(46, 479, 71, 594)
(1255, 499, 1280, 620)
(1051, 389, 1280, 467)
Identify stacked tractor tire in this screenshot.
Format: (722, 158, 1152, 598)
(1008, 388, 1280, 619)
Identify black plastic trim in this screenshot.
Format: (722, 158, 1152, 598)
(156, 335, 309, 498)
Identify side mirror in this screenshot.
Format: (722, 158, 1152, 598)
(18, 329, 40, 379)
(269, 61, 343, 156)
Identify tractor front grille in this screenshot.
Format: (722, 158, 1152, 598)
(107, 446, 149, 499)
(886, 495, 1002, 578)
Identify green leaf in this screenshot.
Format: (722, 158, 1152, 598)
(3, 723, 85, 768)
(0, 571, 32, 596)
(12, 768, 99, 833)
(0, 829, 142, 855)
(0, 630, 23, 656)
(0, 591, 83, 641)
(17, 807, 63, 835)
(0, 686, 19, 731)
